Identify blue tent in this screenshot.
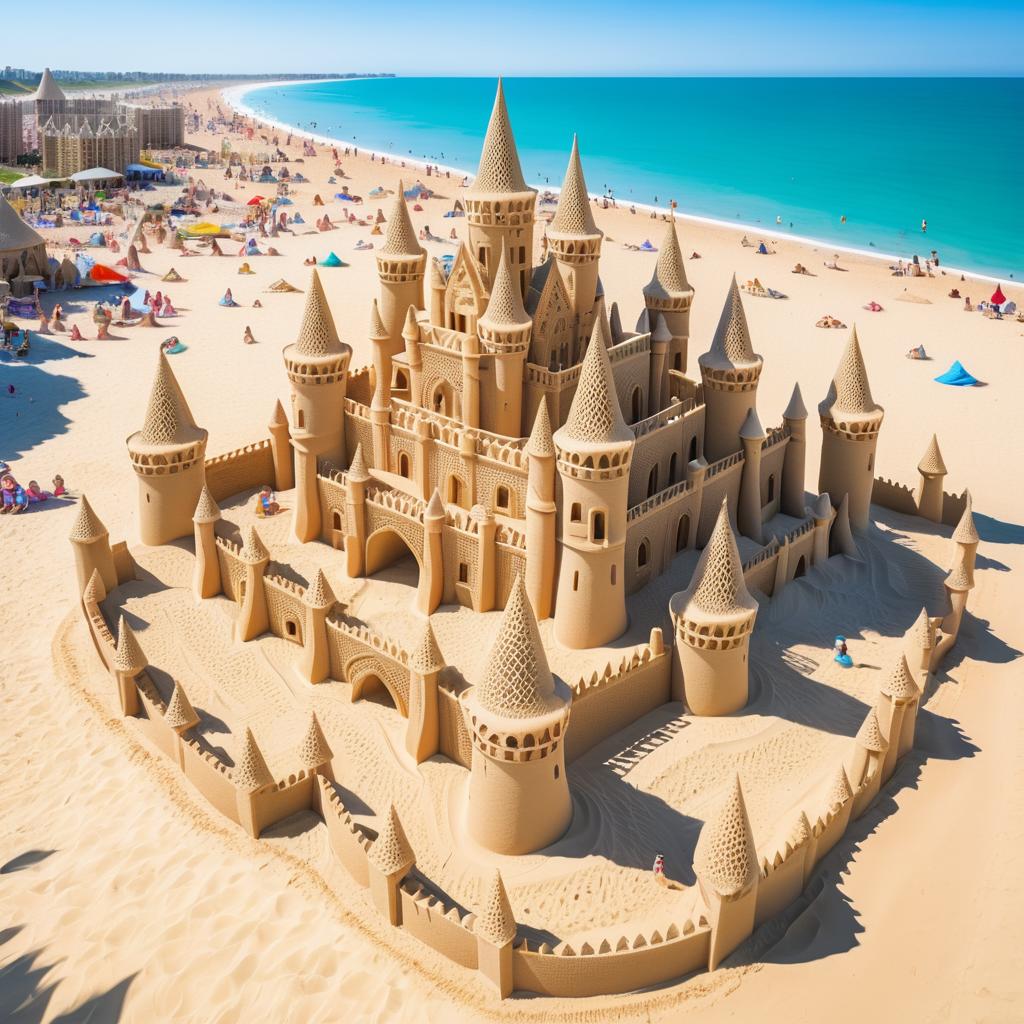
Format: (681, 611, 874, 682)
(934, 360, 980, 386)
(318, 251, 347, 268)
(757, 241, 769, 254)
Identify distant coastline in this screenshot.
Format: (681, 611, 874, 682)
(226, 77, 1020, 284)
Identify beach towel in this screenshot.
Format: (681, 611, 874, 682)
(934, 360, 980, 386)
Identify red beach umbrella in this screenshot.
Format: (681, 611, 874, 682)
(991, 284, 1006, 305)
(247, 195, 266, 206)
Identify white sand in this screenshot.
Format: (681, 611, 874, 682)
(0, 86, 1022, 1022)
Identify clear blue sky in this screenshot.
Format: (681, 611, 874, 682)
(10, 0, 1024, 76)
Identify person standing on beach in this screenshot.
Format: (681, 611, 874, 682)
(922, 218, 927, 233)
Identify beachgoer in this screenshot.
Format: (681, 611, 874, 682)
(243, 326, 256, 344)
(25, 481, 49, 503)
(256, 485, 279, 516)
(52, 475, 66, 497)
(653, 853, 666, 886)
(1, 473, 28, 514)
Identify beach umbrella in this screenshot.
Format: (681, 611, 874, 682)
(247, 195, 266, 206)
(991, 284, 1006, 306)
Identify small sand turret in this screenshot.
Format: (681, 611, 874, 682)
(915, 434, 947, 522)
(463, 576, 572, 855)
(525, 400, 557, 620)
(698, 277, 763, 462)
(475, 870, 517, 997)
(69, 493, 117, 595)
(368, 804, 415, 924)
(781, 383, 808, 517)
(670, 499, 758, 716)
(375, 183, 426, 351)
(643, 217, 694, 395)
(192, 485, 221, 600)
(817, 327, 884, 530)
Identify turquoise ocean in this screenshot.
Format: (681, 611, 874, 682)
(238, 77, 1023, 279)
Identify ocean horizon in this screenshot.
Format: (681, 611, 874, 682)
(236, 76, 1023, 280)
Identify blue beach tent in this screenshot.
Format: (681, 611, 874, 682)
(934, 360, 980, 386)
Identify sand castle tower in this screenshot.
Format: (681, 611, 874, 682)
(525, 400, 557, 620)
(781, 383, 808, 517)
(942, 541, 975, 640)
(950, 491, 979, 570)
(698, 277, 763, 462)
(375, 182, 426, 350)
(284, 270, 352, 542)
(69, 494, 117, 595)
(552, 321, 635, 649)
(738, 407, 766, 543)
(850, 706, 887, 789)
(299, 569, 334, 685)
(643, 217, 694, 403)
(693, 775, 760, 970)
(817, 327, 884, 531)
(915, 434, 947, 523)
(127, 350, 209, 546)
(462, 576, 572, 855)
(466, 79, 536, 297)
(903, 607, 936, 694)
(369, 299, 392, 468)
(877, 653, 920, 781)
(475, 870, 517, 997)
(476, 249, 533, 437)
(547, 136, 603, 342)
(192, 485, 222, 600)
(113, 615, 146, 717)
(267, 399, 294, 492)
(670, 499, 758, 716)
(236, 526, 270, 642)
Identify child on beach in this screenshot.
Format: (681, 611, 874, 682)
(1, 473, 28, 514)
(255, 485, 279, 517)
(653, 853, 666, 886)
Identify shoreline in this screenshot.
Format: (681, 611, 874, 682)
(225, 78, 1016, 286)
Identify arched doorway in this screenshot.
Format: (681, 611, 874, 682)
(688, 436, 698, 462)
(431, 380, 454, 418)
(676, 513, 690, 552)
(631, 386, 643, 423)
(365, 527, 422, 591)
(793, 554, 807, 579)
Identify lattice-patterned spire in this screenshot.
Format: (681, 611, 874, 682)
(269, 398, 288, 428)
(475, 869, 517, 946)
(476, 575, 562, 720)
(550, 135, 599, 238)
(819, 326, 881, 419)
(643, 217, 691, 300)
(82, 568, 105, 605)
(297, 712, 332, 769)
(234, 727, 274, 791)
(69, 494, 108, 542)
(881, 652, 919, 701)
(193, 484, 220, 524)
(918, 434, 947, 476)
(558, 319, 633, 447)
(952, 491, 978, 545)
(137, 350, 205, 448)
(304, 568, 334, 608)
(294, 269, 345, 357)
(683, 499, 757, 620)
(703, 276, 758, 369)
(165, 681, 200, 732)
(380, 182, 425, 258)
(693, 774, 758, 897)
(113, 615, 147, 673)
(479, 248, 530, 329)
(828, 765, 852, 809)
(409, 620, 444, 674)
(368, 804, 415, 876)
(856, 707, 888, 752)
(946, 549, 975, 592)
(239, 525, 269, 563)
(469, 79, 531, 195)
(369, 298, 388, 340)
(527, 398, 554, 458)
(909, 607, 935, 650)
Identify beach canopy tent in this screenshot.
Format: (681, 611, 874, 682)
(88, 264, 129, 284)
(318, 251, 346, 268)
(7, 174, 49, 191)
(935, 360, 980, 386)
(0, 194, 50, 290)
(125, 164, 165, 182)
(70, 167, 123, 185)
(991, 285, 1007, 306)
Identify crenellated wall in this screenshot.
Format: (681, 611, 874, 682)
(204, 439, 276, 503)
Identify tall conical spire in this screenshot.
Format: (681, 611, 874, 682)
(476, 575, 561, 719)
(475, 869, 517, 945)
(693, 775, 758, 897)
(304, 568, 334, 608)
(368, 804, 415, 876)
(526, 398, 554, 457)
(164, 681, 200, 732)
(783, 382, 807, 421)
(297, 712, 333, 769)
(33, 68, 66, 102)
(952, 491, 979, 545)
(479, 248, 530, 328)
(239, 525, 269, 563)
(827, 765, 853, 809)
(643, 217, 690, 300)
(819, 326, 881, 419)
(409, 620, 444, 675)
(469, 79, 530, 195)
(234, 727, 274, 791)
(137, 350, 205, 447)
(113, 615, 147, 673)
(380, 182, 425, 258)
(856, 707, 888, 752)
(703, 276, 758, 369)
(558, 319, 633, 447)
(918, 434, 946, 476)
(683, 499, 758, 619)
(369, 297, 388, 340)
(69, 494, 108, 542)
(881, 652, 919, 701)
(347, 442, 369, 480)
(294, 269, 345, 357)
(549, 135, 599, 238)
(193, 484, 220, 524)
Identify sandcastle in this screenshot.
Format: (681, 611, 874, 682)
(65, 81, 981, 1000)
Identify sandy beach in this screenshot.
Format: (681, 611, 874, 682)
(1, 83, 1022, 1022)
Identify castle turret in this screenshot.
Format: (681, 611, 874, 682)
(942, 542, 974, 640)
(915, 434, 946, 522)
(780, 383, 808, 517)
(429, 257, 447, 327)
(465, 79, 536, 297)
(475, 870, 517, 998)
(405, 620, 443, 763)
(904, 607, 936, 693)
(738, 407, 766, 543)
(951, 490, 978, 571)
(284, 270, 352, 542)
(369, 299, 392, 470)
(367, 804, 415, 925)
(477, 248, 532, 437)
(192, 485, 222, 600)
(69, 494, 117, 595)
(643, 217, 694, 401)
(462, 575, 572, 854)
(403, 304, 424, 412)
(113, 615, 146, 717)
(693, 775, 759, 970)
(817, 327, 884, 530)
(698, 277, 763, 462)
(552, 321, 635, 648)
(648, 314, 672, 418)
(878, 652, 920, 781)
(127, 350, 208, 546)
(297, 712, 333, 780)
(547, 136, 603, 342)
(267, 399, 294, 492)
(236, 526, 269, 642)
(165, 681, 200, 737)
(850, 706, 887, 789)
(525, 400, 557, 620)
(670, 499, 758, 715)
(234, 726, 274, 837)
(375, 183, 426, 350)
(299, 569, 334, 684)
